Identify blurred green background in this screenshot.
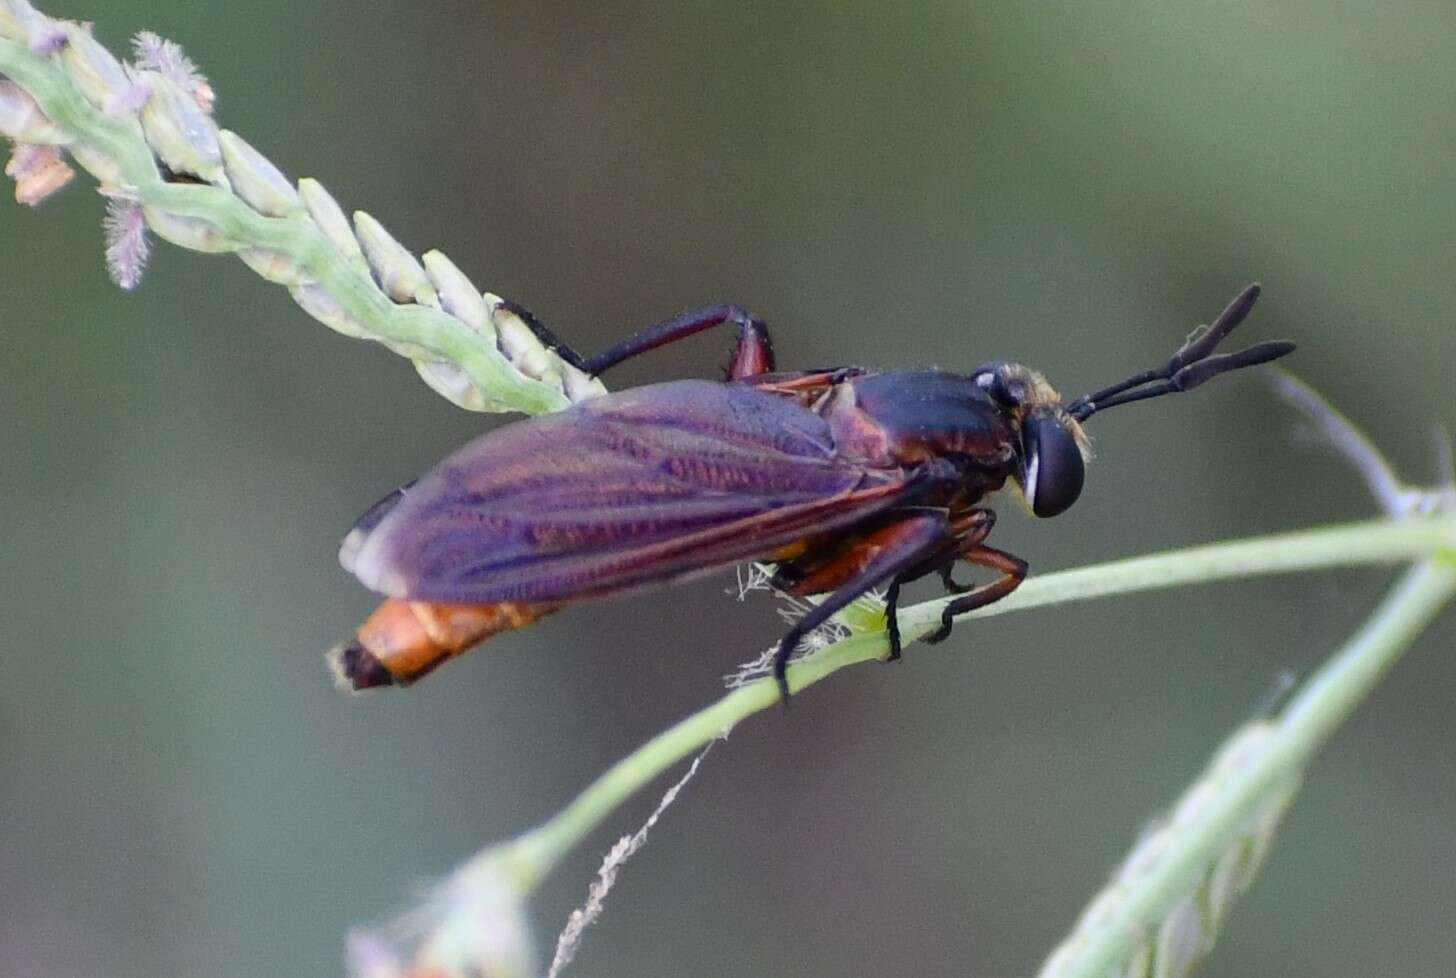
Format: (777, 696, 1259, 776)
(3, 2, 1454, 976)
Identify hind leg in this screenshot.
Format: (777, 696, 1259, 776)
(499, 300, 775, 380)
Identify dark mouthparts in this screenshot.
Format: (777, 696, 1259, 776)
(1067, 283, 1295, 423)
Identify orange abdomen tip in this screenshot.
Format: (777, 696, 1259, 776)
(327, 598, 561, 691)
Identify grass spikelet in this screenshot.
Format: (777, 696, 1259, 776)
(0, 6, 599, 415)
(1037, 723, 1300, 978)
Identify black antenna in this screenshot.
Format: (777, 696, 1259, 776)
(1066, 283, 1295, 423)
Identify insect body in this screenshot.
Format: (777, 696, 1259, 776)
(330, 285, 1292, 700)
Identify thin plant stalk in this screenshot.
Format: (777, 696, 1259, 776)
(476, 514, 1456, 894)
(1036, 556, 1456, 978)
(389, 514, 1454, 978)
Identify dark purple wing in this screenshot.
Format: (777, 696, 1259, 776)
(342, 380, 919, 603)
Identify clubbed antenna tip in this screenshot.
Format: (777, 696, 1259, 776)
(1068, 283, 1296, 422)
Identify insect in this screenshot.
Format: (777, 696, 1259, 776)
(330, 284, 1292, 701)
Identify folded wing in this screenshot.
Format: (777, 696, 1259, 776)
(343, 380, 915, 604)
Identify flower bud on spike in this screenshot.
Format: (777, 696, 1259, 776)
(422, 251, 493, 336)
(414, 360, 496, 412)
(142, 205, 235, 252)
(0, 80, 69, 144)
(136, 71, 228, 187)
(59, 22, 132, 112)
(67, 141, 124, 186)
(0, 1, 25, 40)
(1154, 898, 1206, 978)
(298, 179, 365, 267)
(488, 296, 563, 385)
(291, 283, 369, 338)
(561, 362, 607, 401)
(1, 0, 62, 52)
(132, 31, 213, 113)
(27, 20, 64, 54)
(500, 331, 562, 385)
(238, 248, 305, 285)
(1121, 945, 1153, 978)
(353, 211, 437, 306)
(218, 131, 300, 217)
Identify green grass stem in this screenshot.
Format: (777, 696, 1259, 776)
(478, 515, 1456, 895)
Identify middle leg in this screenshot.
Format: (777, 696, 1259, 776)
(884, 578, 904, 661)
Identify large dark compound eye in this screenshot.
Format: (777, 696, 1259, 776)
(1022, 414, 1085, 518)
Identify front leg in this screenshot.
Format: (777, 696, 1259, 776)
(498, 299, 775, 380)
(939, 565, 972, 594)
(936, 509, 997, 592)
(921, 544, 1029, 645)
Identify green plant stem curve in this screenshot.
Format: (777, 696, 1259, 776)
(1037, 554, 1456, 977)
(480, 513, 1455, 893)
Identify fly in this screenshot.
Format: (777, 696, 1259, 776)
(329, 284, 1293, 701)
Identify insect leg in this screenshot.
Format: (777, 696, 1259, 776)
(747, 367, 867, 396)
(922, 545, 1028, 645)
(938, 565, 972, 594)
(497, 299, 775, 380)
(890, 508, 999, 656)
(772, 514, 950, 702)
(884, 578, 904, 660)
(937, 509, 996, 593)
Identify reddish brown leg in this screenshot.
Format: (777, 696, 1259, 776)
(771, 514, 952, 702)
(747, 367, 867, 402)
(500, 299, 776, 380)
(775, 521, 920, 598)
(774, 508, 1001, 665)
(936, 509, 997, 592)
(885, 508, 997, 659)
(922, 544, 1028, 645)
